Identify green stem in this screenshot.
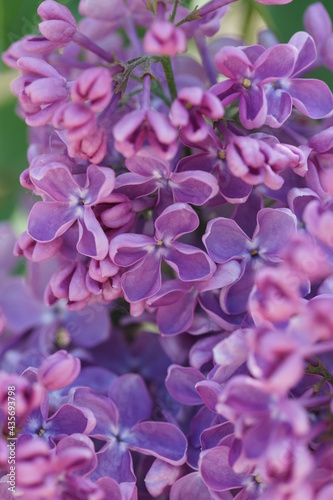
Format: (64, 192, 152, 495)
(161, 56, 177, 101)
(306, 360, 333, 386)
(175, 6, 200, 27)
(241, 0, 254, 44)
(169, 0, 180, 23)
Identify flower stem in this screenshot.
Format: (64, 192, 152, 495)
(161, 56, 177, 101)
(169, 0, 180, 23)
(141, 74, 151, 110)
(195, 34, 217, 85)
(73, 32, 114, 63)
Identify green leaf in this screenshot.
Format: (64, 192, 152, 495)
(0, 0, 79, 70)
(262, 0, 333, 43)
(0, 96, 28, 220)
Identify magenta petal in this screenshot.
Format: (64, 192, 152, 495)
(46, 404, 91, 437)
(72, 388, 119, 438)
(289, 32, 316, 76)
(109, 374, 152, 430)
(92, 443, 135, 484)
(26, 77, 67, 104)
(56, 434, 97, 476)
(28, 202, 76, 242)
(171, 171, 219, 205)
(85, 165, 115, 204)
(195, 380, 222, 412)
(65, 304, 110, 348)
(254, 208, 297, 257)
(222, 263, 255, 314)
(126, 147, 170, 177)
(110, 234, 153, 267)
(30, 163, 79, 201)
(165, 242, 214, 281)
(201, 422, 235, 451)
(239, 85, 267, 129)
(170, 472, 217, 500)
(115, 172, 158, 198)
(77, 207, 108, 259)
(265, 87, 292, 128)
(214, 46, 252, 80)
(125, 421, 187, 465)
(0, 278, 45, 334)
(155, 203, 199, 240)
(210, 79, 241, 107)
(121, 252, 162, 302)
(203, 218, 250, 263)
(166, 365, 205, 405)
(253, 44, 297, 83)
(113, 109, 145, 142)
(287, 78, 333, 119)
(145, 459, 184, 498)
(199, 446, 247, 491)
(156, 287, 196, 335)
(147, 109, 178, 144)
(303, 3, 332, 52)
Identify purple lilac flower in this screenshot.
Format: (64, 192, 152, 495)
(11, 57, 68, 127)
(143, 20, 187, 56)
(203, 207, 297, 313)
(110, 203, 215, 302)
(71, 374, 187, 483)
(170, 86, 224, 142)
(211, 43, 297, 129)
(115, 146, 219, 211)
(27, 163, 115, 259)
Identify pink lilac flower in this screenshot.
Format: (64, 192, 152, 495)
(143, 20, 187, 56)
(11, 57, 68, 127)
(170, 86, 224, 142)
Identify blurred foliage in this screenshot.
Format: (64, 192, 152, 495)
(0, 95, 27, 219)
(0, 0, 77, 220)
(0, 0, 79, 70)
(260, 0, 333, 42)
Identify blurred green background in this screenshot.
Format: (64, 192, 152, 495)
(0, 0, 332, 222)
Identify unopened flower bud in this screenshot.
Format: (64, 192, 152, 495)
(38, 0, 77, 45)
(37, 350, 81, 391)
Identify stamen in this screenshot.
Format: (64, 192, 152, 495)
(242, 78, 251, 88)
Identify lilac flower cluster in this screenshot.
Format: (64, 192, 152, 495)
(1, 0, 333, 498)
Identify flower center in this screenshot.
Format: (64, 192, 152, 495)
(242, 78, 251, 88)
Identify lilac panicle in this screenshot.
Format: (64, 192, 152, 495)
(3, 0, 333, 496)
